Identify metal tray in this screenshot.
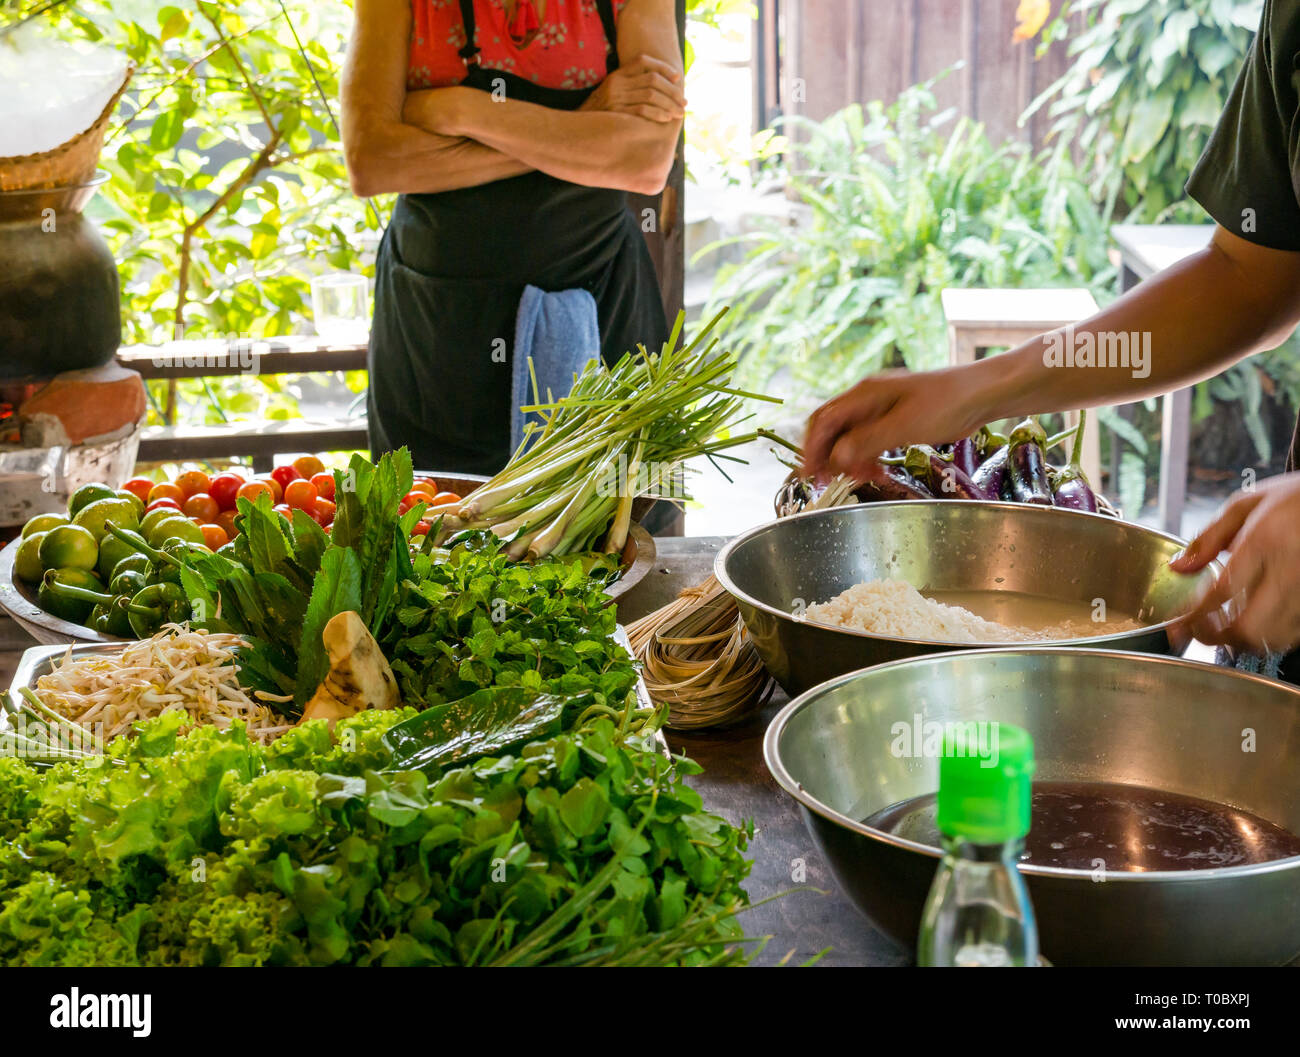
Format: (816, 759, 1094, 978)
(5, 631, 669, 754)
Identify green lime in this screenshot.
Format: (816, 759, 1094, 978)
(38, 525, 99, 572)
(21, 512, 69, 538)
(141, 508, 179, 539)
(152, 517, 206, 548)
(115, 489, 146, 521)
(71, 497, 141, 543)
(68, 482, 117, 517)
(13, 532, 47, 582)
(97, 532, 137, 580)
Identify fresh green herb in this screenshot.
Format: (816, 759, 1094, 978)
(383, 531, 639, 712)
(0, 710, 754, 966)
(181, 449, 417, 710)
(383, 687, 592, 774)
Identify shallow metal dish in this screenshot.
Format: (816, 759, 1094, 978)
(418, 470, 655, 603)
(716, 500, 1216, 695)
(0, 543, 119, 646)
(765, 648, 1300, 966)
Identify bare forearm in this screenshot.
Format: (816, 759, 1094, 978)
(974, 240, 1300, 422)
(427, 88, 677, 195)
(343, 118, 531, 196)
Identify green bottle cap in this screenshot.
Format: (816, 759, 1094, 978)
(935, 722, 1035, 843)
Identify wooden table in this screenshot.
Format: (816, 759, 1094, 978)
(614, 536, 909, 966)
(1110, 224, 1215, 534)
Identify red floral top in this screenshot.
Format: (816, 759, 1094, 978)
(407, 0, 628, 92)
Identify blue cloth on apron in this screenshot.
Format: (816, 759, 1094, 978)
(510, 284, 600, 454)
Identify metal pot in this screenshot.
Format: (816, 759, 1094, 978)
(0, 172, 120, 380)
(716, 500, 1216, 695)
(765, 648, 1300, 966)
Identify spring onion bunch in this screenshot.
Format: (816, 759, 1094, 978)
(436, 310, 778, 559)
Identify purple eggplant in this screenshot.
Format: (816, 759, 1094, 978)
(1053, 409, 1099, 512)
(972, 444, 1009, 497)
(974, 425, 1007, 460)
(952, 436, 980, 478)
(861, 464, 934, 501)
(1007, 418, 1054, 505)
(903, 445, 994, 500)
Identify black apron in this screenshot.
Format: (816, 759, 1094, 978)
(368, 0, 668, 478)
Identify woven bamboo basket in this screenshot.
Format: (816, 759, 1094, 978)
(0, 63, 133, 193)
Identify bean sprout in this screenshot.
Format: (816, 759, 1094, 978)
(32, 624, 293, 747)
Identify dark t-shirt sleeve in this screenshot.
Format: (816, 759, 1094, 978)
(1185, 0, 1300, 251)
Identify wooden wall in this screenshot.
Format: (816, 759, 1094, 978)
(783, 0, 1078, 148)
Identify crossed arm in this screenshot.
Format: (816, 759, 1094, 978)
(341, 0, 683, 198)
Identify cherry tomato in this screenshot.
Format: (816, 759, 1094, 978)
(207, 472, 245, 511)
(284, 479, 318, 511)
(237, 480, 275, 505)
(182, 492, 220, 523)
(122, 477, 155, 504)
(292, 455, 325, 480)
(199, 523, 229, 549)
(215, 509, 240, 539)
(430, 491, 462, 506)
(409, 479, 440, 497)
(255, 475, 283, 503)
(147, 482, 185, 505)
(272, 503, 293, 520)
(270, 465, 301, 493)
(401, 491, 429, 510)
(174, 470, 211, 499)
(145, 497, 182, 514)
(313, 498, 336, 523)
(413, 519, 432, 537)
(310, 472, 336, 501)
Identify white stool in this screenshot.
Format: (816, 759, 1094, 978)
(941, 287, 1103, 489)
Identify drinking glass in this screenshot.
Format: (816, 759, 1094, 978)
(311, 273, 370, 344)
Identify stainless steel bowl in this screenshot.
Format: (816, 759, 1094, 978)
(716, 500, 1216, 695)
(765, 648, 1300, 966)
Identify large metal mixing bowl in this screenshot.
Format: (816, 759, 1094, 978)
(765, 648, 1300, 966)
(716, 500, 1215, 695)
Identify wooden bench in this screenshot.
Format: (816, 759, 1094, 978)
(117, 337, 369, 472)
(940, 287, 1104, 488)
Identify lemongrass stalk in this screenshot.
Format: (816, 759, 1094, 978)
(505, 528, 543, 561)
(463, 435, 613, 517)
(605, 432, 645, 554)
(558, 493, 619, 556)
(527, 448, 623, 559)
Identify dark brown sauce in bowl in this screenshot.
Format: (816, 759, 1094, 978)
(862, 781, 1300, 872)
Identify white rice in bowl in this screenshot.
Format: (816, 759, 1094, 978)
(802, 579, 1138, 644)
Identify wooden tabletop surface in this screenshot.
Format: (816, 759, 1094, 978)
(614, 535, 907, 966)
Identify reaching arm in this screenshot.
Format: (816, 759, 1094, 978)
(340, 0, 532, 197)
(404, 0, 684, 195)
(803, 225, 1300, 481)
(981, 226, 1300, 419)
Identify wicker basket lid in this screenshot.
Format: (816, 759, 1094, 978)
(0, 63, 133, 193)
